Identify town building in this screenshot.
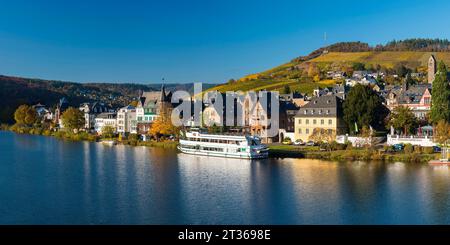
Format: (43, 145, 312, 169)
(278, 100, 300, 142)
(135, 85, 173, 135)
(79, 102, 110, 130)
(32, 103, 53, 121)
(428, 55, 437, 84)
(312, 84, 349, 100)
(279, 92, 309, 107)
(294, 95, 346, 142)
(94, 112, 117, 134)
(54, 97, 69, 127)
(386, 83, 432, 120)
(117, 105, 137, 134)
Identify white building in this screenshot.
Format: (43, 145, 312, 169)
(94, 112, 117, 134)
(79, 102, 110, 130)
(117, 105, 137, 134)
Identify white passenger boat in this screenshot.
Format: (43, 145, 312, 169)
(178, 129, 269, 159)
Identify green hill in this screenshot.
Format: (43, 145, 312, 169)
(208, 39, 450, 94)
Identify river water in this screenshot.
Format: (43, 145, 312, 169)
(1, 131, 449, 224)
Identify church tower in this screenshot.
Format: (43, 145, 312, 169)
(428, 55, 437, 84)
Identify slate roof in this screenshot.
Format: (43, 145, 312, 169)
(295, 95, 343, 118)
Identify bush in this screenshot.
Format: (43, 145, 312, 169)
(404, 143, 413, 154)
(346, 142, 354, 150)
(42, 130, 52, 136)
(423, 147, 434, 154)
(413, 145, 422, 154)
(383, 145, 392, 152)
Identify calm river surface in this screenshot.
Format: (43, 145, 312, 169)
(1, 131, 450, 224)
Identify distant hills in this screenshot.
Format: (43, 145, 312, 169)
(0, 75, 216, 123)
(209, 39, 450, 93)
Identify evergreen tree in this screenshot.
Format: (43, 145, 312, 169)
(430, 61, 450, 123)
(343, 84, 388, 135)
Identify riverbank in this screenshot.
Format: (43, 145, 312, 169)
(269, 145, 439, 163)
(1, 126, 439, 162)
(1, 125, 178, 149)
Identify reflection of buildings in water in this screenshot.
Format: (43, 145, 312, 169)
(82, 142, 92, 213)
(176, 153, 253, 224)
(278, 159, 342, 223)
(428, 165, 450, 223)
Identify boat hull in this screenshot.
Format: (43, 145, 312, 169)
(178, 146, 268, 159)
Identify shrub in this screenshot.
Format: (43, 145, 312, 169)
(42, 130, 52, 136)
(404, 143, 414, 154)
(423, 147, 434, 154)
(383, 145, 392, 152)
(413, 145, 422, 154)
(346, 143, 354, 150)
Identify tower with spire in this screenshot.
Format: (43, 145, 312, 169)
(428, 54, 437, 84)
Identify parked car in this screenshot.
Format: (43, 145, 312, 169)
(305, 141, 315, 146)
(433, 146, 442, 153)
(282, 139, 292, 145)
(293, 139, 304, 145)
(393, 143, 404, 152)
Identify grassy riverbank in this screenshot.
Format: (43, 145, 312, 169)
(269, 145, 439, 163)
(2, 124, 178, 149)
(1, 125, 439, 162)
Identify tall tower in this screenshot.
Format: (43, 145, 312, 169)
(428, 55, 437, 84)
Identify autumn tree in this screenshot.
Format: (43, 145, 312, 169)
(14, 105, 38, 126)
(129, 101, 139, 107)
(434, 120, 450, 145)
(149, 107, 179, 140)
(309, 128, 336, 143)
(388, 106, 418, 135)
(101, 125, 115, 138)
(61, 107, 85, 131)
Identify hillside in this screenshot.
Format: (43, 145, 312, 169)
(208, 39, 450, 94)
(0, 75, 216, 123)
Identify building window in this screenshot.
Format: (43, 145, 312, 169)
(326, 110, 330, 114)
(306, 129, 309, 134)
(328, 119, 332, 125)
(313, 119, 317, 125)
(321, 119, 324, 125)
(306, 119, 309, 125)
(298, 119, 302, 124)
(298, 128, 302, 134)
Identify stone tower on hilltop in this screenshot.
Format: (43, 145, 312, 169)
(428, 54, 437, 84)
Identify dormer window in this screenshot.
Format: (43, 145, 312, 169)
(319, 110, 322, 114)
(326, 110, 330, 114)
(327, 100, 331, 104)
(311, 110, 314, 114)
(304, 110, 307, 114)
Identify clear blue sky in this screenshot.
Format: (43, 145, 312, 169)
(1, 0, 450, 84)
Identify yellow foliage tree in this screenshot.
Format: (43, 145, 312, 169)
(308, 128, 336, 143)
(149, 107, 179, 140)
(434, 120, 450, 145)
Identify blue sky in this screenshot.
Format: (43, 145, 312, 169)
(0, 0, 450, 84)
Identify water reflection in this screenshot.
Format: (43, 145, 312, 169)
(2, 131, 450, 224)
